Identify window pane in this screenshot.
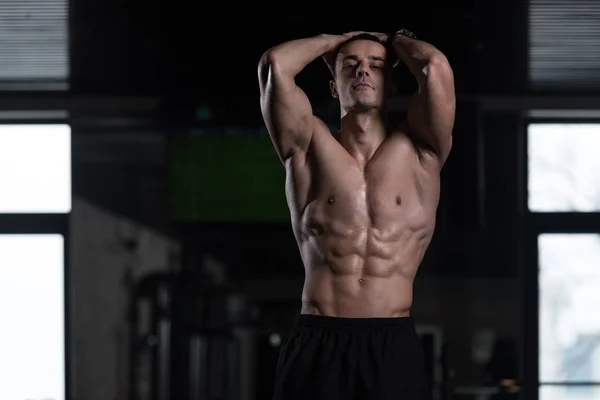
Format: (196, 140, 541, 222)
(528, 123, 600, 212)
(528, 1, 600, 92)
(0, 0, 69, 83)
(0, 124, 71, 213)
(0, 234, 65, 400)
(541, 385, 600, 400)
(539, 234, 600, 385)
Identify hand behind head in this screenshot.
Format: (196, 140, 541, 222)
(322, 31, 391, 76)
(367, 32, 389, 43)
(322, 32, 360, 75)
(322, 51, 336, 75)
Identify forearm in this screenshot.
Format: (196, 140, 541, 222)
(389, 33, 455, 161)
(390, 35, 449, 85)
(261, 34, 343, 78)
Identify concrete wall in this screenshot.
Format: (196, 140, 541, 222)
(69, 197, 180, 400)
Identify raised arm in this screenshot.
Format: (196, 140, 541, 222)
(390, 33, 455, 166)
(258, 34, 351, 163)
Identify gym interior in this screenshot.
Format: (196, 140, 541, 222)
(1, 4, 599, 400)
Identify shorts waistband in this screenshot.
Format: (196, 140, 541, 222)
(294, 314, 415, 331)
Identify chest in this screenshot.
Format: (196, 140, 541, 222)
(287, 132, 439, 231)
(315, 164, 426, 223)
(293, 161, 435, 241)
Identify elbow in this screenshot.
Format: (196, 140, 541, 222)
(429, 52, 450, 67)
(409, 49, 452, 84)
(259, 49, 284, 73)
(259, 49, 275, 68)
(426, 53, 453, 81)
(258, 50, 278, 90)
(258, 50, 273, 76)
(419, 55, 454, 102)
(259, 48, 292, 79)
(258, 50, 291, 96)
(417, 53, 452, 79)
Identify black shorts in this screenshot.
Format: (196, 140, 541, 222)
(272, 314, 431, 400)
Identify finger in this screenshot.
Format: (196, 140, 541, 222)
(365, 31, 384, 38)
(344, 31, 364, 37)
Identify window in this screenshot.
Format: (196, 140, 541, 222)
(528, 1, 600, 91)
(0, 124, 71, 213)
(528, 123, 600, 212)
(0, 234, 65, 400)
(0, 0, 69, 86)
(539, 234, 600, 399)
(527, 122, 600, 400)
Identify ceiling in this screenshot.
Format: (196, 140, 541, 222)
(67, 2, 526, 125)
(3, 1, 597, 126)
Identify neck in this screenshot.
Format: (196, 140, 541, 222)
(338, 107, 388, 166)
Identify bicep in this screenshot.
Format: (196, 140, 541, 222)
(406, 56, 455, 165)
(258, 58, 314, 163)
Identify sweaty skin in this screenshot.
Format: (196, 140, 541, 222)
(288, 120, 440, 318)
(259, 33, 453, 318)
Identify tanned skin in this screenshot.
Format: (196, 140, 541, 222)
(258, 31, 455, 318)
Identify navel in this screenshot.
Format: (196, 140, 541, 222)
(358, 278, 365, 285)
(395, 196, 402, 205)
(328, 196, 335, 205)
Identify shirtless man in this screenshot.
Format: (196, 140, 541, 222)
(258, 30, 455, 400)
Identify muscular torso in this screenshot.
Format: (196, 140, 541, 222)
(286, 120, 441, 318)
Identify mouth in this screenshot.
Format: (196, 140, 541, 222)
(352, 82, 373, 90)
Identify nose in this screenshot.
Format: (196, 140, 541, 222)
(356, 63, 370, 77)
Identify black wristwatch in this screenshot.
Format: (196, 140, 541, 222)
(393, 28, 417, 40)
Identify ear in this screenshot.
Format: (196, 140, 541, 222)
(329, 79, 339, 99)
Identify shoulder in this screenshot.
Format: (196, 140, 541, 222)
(311, 116, 332, 135)
(288, 116, 331, 163)
(388, 122, 444, 172)
(303, 115, 335, 147)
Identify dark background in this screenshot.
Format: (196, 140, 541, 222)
(4, 2, 600, 400)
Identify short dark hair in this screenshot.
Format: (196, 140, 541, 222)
(328, 33, 397, 76)
(342, 33, 387, 47)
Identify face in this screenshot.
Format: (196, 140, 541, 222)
(330, 39, 397, 111)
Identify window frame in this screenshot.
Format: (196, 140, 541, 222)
(0, 120, 71, 400)
(521, 117, 600, 400)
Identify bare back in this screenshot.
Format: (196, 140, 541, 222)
(287, 118, 441, 318)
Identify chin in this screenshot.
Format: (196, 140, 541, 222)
(350, 99, 380, 110)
